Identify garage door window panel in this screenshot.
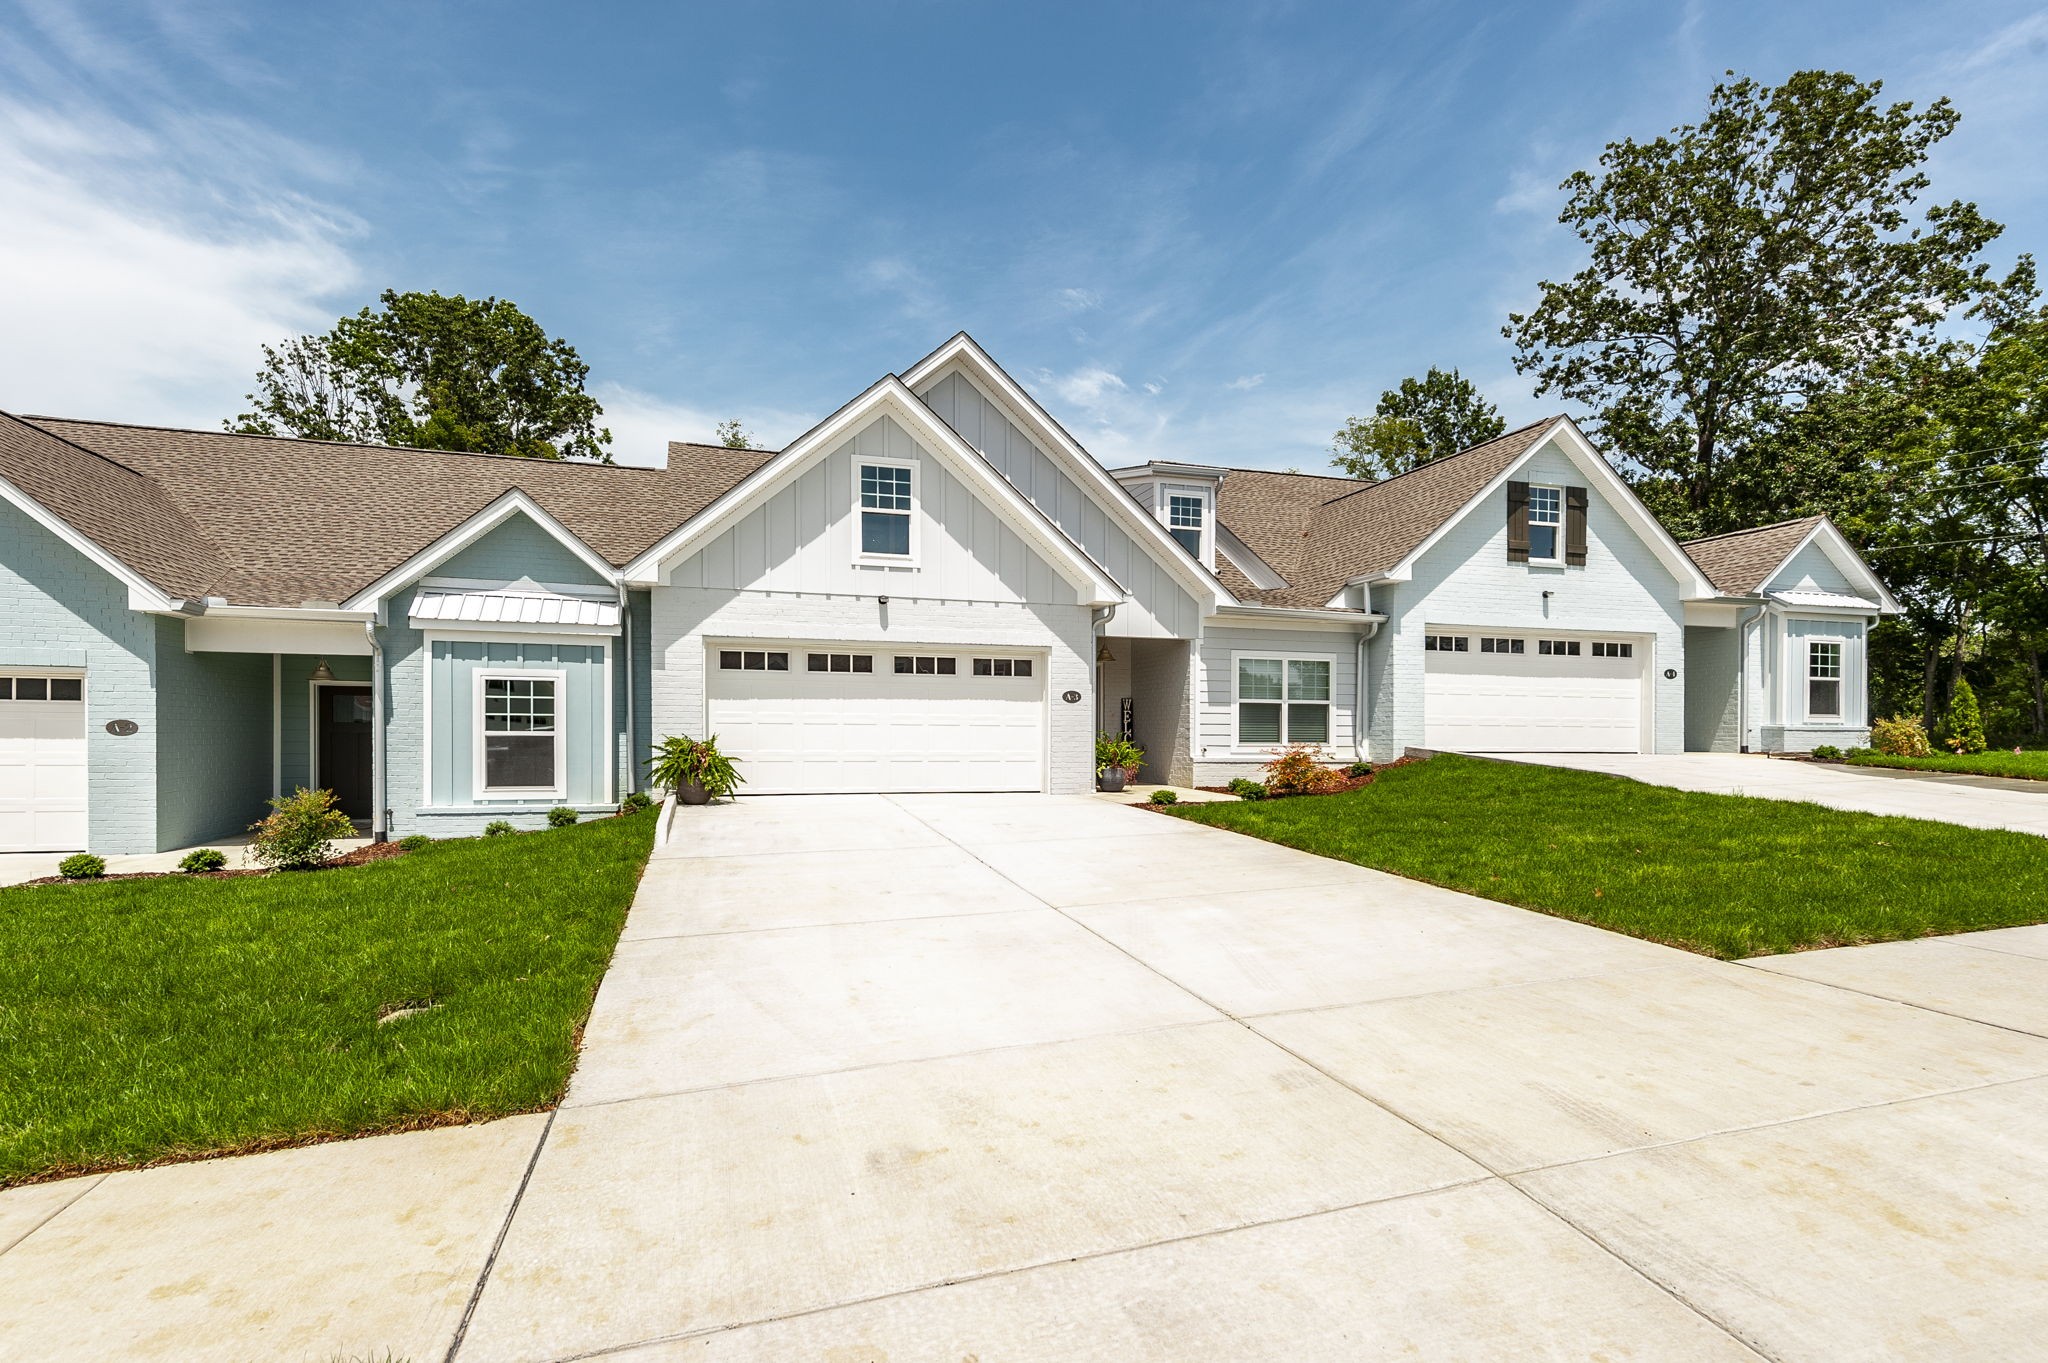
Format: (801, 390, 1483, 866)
(857, 460, 917, 563)
(478, 672, 564, 796)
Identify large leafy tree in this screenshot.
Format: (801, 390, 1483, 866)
(231, 290, 612, 461)
(1505, 70, 2014, 537)
(1330, 366, 1505, 480)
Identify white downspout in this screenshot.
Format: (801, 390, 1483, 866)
(271, 653, 281, 799)
(1735, 603, 1765, 753)
(364, 620, 386, 842)
(619, 577, 633, 801)
(1354, 583, 1381, 763)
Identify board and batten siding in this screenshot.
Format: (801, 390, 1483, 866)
(1376, 440, 1689, 757)
(919, 369, 1202, 638)
(1193, 623, 1360, 783)
(665, 414, 1079, 607)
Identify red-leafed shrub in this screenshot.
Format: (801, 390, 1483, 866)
(1262, 745, 1347, 797)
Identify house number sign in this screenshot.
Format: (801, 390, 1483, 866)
(1663, 668, 1678, 680)
(1061, 690, 1082, 704)
(105, 719, 139, 736)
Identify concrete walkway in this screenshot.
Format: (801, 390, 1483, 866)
(1495, 750, 2048, 836)
(6, 795, 2048, 1360)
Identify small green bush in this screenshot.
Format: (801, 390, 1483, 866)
(248, 787, 357, 870)
(547, 806, 580, 828)
(1845, 746, 1874, 760)
(1810, 744, 1842, 761)
(1226, 777, 1267, 801)
(1344, 760, 1373, 778)
(483, 820, 518, 838)
(619, 790, 655, 813)
(58, 853, 106, 879)
(178, 848, 228, 873)
(1147, 788, 1179, 805)
(1944, 678, 1987, 754)
(1871, 714, 1932, 758)
(396, 834, 431, 852)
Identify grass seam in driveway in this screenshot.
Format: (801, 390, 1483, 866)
(0, 810, 655, 1188)
(1168, 755, 2048, 960)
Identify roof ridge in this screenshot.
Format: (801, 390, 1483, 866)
(24, 414, 663, 470)
(1680, 514, 1823, 546)
(1313, 414, 1566, 509)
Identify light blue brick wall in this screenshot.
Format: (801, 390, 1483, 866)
(0, 497, 161, 853)
(1683, 625, 1742, 753)
(153, 617, 273, 847)
(277, 653, 375, 794)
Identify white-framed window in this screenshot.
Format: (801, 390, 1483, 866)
(1591, 641, 1633, 658)
(1235, 654, 1333, 747)
(476, 670, 565, 797)
(892, 655, 958, 675)
(1808, 641, 1843, 719)
(0, 675, 83, 701)
(719, 650, 790, 671)
(806, 652, 873, 673)
(971, 657, 1035, 677)
(856, 459, 917, 563)
(1538, 639, 1581, 657)
(1166, 490, 1205, 558)
(1479, 637, 1524, 655)
(1424, 634, 1469, 653)
(1527, 485, 1562, 562)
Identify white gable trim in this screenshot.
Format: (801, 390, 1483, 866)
(341, 490, 618, 612)
(1761, 519, 1902, 615)
(620, 375, 1123, 605)
(1364, 418, 1718, 598)
(901, 333, 1232, 610)
(0, 470, 178, 610)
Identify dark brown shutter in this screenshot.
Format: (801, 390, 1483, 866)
(1565, 486, 1589, 566)
(1506, 481, 1530, 563)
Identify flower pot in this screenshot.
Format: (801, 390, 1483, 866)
(1097, 768, 1126, 793)
(679, 778, 713, 806)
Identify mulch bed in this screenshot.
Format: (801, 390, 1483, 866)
(16, 839, 408, 888)
(1193, 753, 1424, 799)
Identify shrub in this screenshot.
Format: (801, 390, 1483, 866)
(396, 834, 431, 852)
(58, 853, 106, 879)
(247, 787, 357, 870)
(1344, 760, 1373, 778)
(619, 790, 654, 813)
(547, 806, 580, 828)
(1226, 777, 1267, 801)
(1147, 788, 1178, 805)
(483, 820, 518, 838)
(649, 735, 744, 798)
(1094, 732, 1144, 777)
(1845, 747, 1874, 760)
(1871, 714, 1932, 758)
(1810, 744, 1842, 761)
(177, 848, 228, 873)
(1944, 678, 1987, 754)
(1263, 744, 1346, 797)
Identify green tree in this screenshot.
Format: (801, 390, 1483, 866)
(232, 290, 612, 461)
(1944, 676, 1987, 753)
(1331, 367, 1504, 480)
(715, 419, 755, 450)
(1505, 69, 2015, 537)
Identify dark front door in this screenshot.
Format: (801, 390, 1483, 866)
(318, 686, 374, 820)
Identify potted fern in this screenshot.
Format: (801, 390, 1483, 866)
(649, 734, 744, 805)
(1095, 732, 1144, 793)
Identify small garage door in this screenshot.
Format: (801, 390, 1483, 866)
(1423, 632, 1645, 753)
(0, 674, 88, 852)
(706, 645, 1045, 794)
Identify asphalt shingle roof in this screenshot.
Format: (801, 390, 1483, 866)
(1680, 516, 1823, 596)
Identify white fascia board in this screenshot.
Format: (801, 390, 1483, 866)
(621, 375, 1124, 607)
(341, 490, 619, 612)
(1365, 417, 1719, 598)
(1212, 604, 1384, 628)
(0, 469, 178, 610)
(193, 603, 377, 621)
(1215, 526, 1287, 590)
(899, 333, 1233, 610)
(1767, 519, 1903, 616)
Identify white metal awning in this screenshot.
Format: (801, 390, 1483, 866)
(409, 587, 620, 631)
(1768, 589, 1881, 612)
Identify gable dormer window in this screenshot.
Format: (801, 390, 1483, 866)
(1526, 486, 1562, 562)
(1167, 493, 1204, 558)
(857, 459, 917, 564)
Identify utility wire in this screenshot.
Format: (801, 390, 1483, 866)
(1863, 532, 2047, 553)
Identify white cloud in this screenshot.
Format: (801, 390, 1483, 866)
(1225, 373, 1265, 391)
(1056, 286, 1101, 312)
(592, 381, 815, 467)
(0, 91, 360, 426)
(1949, 11, 2048, 74)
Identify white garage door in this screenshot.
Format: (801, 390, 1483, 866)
(0, 674, 88, 852)
(1423, 632, 1645, 753)
(706, 645, 1045, 794)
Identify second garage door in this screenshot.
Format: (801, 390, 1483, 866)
(0, 673, 88, 852)
(1422, 631, 1645, 753)
(706, 645, 1045, 794)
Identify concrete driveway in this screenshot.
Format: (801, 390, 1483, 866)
(7, 794, 2048, 1361)
(1498, 750, 2048, 836)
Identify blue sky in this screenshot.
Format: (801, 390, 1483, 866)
(2, 1, 2045, 470)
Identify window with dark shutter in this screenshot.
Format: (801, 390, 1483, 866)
(1506, 481, 1530, 563)
(1565, 486, 1589, 566)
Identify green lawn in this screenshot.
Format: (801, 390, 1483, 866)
(0, 811, 655, 1187)
(1846, 749, 2048, 781)
(1170, 755, 2048, 960)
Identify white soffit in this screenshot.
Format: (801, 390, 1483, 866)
(410, 587, 620, 630)
(1769, 589, 1882, 612)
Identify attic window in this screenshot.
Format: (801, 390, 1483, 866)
(1167, 493, 1204, 557)
(857, 460, 917, 562)
(1527, 486, 1562, 561)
